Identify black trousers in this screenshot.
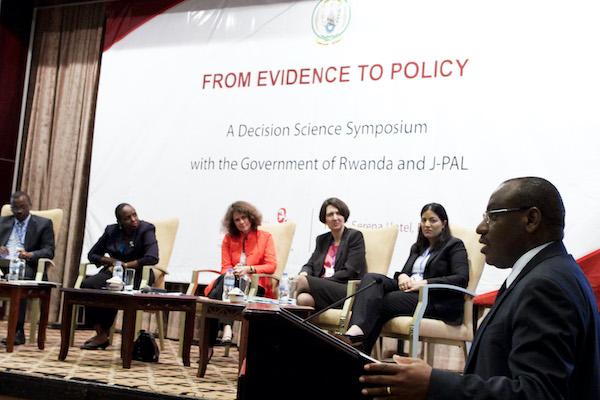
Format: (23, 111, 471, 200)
(81, 266, 154, 331)
(305, 275, 348, 311)
(206, 274, 264, 346)
(348, 273, 420, 353)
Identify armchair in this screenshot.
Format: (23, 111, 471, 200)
(209, 222, 296, 357)
(378, 225, 485, 365)
(135, 217, 179, 349)
(248, 221, 296, 298)
(69, 218, 179, 349)
(1, 204, 63, 344)
(180, 222, 296, 358)
(313, 225, 399, 334)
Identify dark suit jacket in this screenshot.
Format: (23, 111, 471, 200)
(88, 221, 159, 267)
(428, 241, 600, 399)
(0, 214, 55, 276)
(301, 227, 366, 283)
(395, 236, 469, 325)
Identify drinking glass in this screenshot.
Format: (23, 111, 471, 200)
(239, 274, 251, 296)
(124, 268, 135, 291)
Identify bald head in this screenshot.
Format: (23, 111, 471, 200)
(477, 177, 565, 268)
(501, 177, 565, 240)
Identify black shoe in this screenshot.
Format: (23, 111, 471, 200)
(80, 340, 110, 350)
(217, 336, 232, 345)
(333, 333, 365, 348)
(1, 329, 26, 346)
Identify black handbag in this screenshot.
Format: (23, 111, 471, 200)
(132, 330, 159, 362)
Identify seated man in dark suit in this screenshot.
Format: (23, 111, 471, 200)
(359, 177, 600, 400)
(0, 191, 55, 345)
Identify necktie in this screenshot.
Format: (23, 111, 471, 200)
(496, 280, 507, 299)
(16, 221, 25, 245)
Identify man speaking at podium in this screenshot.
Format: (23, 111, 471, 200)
(360, 177, 600, 399)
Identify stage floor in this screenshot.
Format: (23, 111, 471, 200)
(0, 322, 466, 399)
(0, 322, 237, 399)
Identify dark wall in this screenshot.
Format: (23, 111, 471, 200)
(0, 0, 34, 204)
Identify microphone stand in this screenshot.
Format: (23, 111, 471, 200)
(301, 278, 380, 323)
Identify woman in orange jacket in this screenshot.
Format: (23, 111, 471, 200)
(205, 201, 277, 347)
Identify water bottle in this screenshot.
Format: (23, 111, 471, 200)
(279, 272, 289, 304)
(8, 258, 19, 281)
(288, 275, 297, 304)
(113, 261, 124, 281)
(223, 268, 235, 301)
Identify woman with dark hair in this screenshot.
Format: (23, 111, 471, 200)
(295, 197, 367, 310)
(81, 203, 159, 350)
(338, 203, 469, 353)
(204, 201, 277, 347)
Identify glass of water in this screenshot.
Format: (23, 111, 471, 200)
(239, 274, 251, 297)
(124, 268, 135, 291)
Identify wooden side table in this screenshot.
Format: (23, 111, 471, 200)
(59, 288, 196, 368)
(0, 281, 58, 352)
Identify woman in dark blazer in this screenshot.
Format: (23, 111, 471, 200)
(339, 202, 469, 353)
(295, 198, 367, 310)
(80, 203, 159, 350)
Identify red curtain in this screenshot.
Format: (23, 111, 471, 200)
(0, 2, 34, 202)
(104, 0, 185, 51)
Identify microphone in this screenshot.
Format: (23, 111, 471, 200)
(301, 277, 382, 324)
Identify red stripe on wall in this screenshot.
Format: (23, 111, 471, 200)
(577, 248, 600, 312)
(104, 0, 186, 52)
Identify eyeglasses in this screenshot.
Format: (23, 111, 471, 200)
(482, 206, 533, 224)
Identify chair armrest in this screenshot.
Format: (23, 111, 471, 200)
(249, 273, 280, 298)
(74, 263, 91, 288)
(183, 269, 221, 296)
(412, 284, 476, 322)
(148, 265, 169, 275)
(346, 279, 361, 295)
(140, 264, 177, 289)
(407, 283, 475, 356)
(195, 269, 222, 275)
(35, 258, 55, 282)
(141, 265, 153, 288)
(423, 283, 476, 298)
(251, 273, 280, 284)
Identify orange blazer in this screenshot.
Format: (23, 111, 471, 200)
(204, 229, 277, 298)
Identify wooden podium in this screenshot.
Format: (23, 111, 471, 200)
(238, 302, 374, 400)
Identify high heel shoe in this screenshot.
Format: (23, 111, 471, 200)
(83, 337, 96, 345)
(80, 340, 110, 350)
